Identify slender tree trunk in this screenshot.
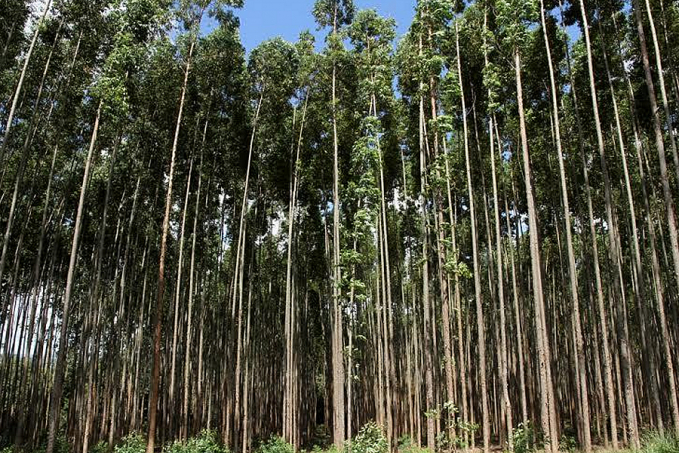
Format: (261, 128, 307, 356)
(331, 7, 345, 447)
(418, 32, 435, 453)
(182, 127, 206, 440)
(0, 13, 62, 300)
(169, 154, 194, 435)
(285, 93, 308, 444)
(633, 0, 679, 435)
(45, 101, 102, 453)
(540, 3, 591, 449)
(513, 46, 558, 452)
(455, 22, 490, 453)
(642, 0, 679, 189)
(147, 34, 197, 453)
(578, 1, 639, 446)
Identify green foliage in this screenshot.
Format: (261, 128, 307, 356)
(396, 436, 430, 453)
(640, 433, 679, 453)
(30, 436, 70, 453)
(428, 402, 479, 451)
(249, 38, 299, 94)
(495, 0, 538, 48)
(164, 431, 229, 453)
(558, 434, 577, 452)
(115, 433, 147, 453)
(91, 441, 110, 453)
(510, 422, 541, 453)
(310, 425, 332, 451)
(444, 258, 472, 279)
(349, 422, 388, 453)
(255, 436, 294, 453)
(313, 0, 355, 30)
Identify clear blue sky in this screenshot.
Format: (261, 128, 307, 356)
(206, 0, 416, 52)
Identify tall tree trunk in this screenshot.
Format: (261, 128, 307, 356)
(285, 93, 308, 444)
(578, 0, 639, 446)
(456, 22, 490, 453)
(633, 0, 679, 435)
(331, 7, 345, 447)
(418, 32, 435, 453)
(45, 101, 102, 453)
(540, 3, 591, 450)
(169, 154, 195, 435)
(513, 46, 558, 452)
(147, 34, 197, 453)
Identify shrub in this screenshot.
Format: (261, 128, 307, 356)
(510, 422, 541, 453)
(310, 425, 331, 450)
(349, 422, 388, 453)
(115, 433, 146, 453)
(91, 441, 110, 453)
(641, 433, 679, 453)
(32, 435, 70, 453)
(558, 434, 577, 452)
(255, 436, 294, 453)
(311, 445, 340, 453)
(164, 431, 229, 453)
(396, 436, 429, 453)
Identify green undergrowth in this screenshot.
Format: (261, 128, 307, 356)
(113, 433, 147, 453)
(638, 433, 679, 453)
(256, 437, 295, 453)
(305, 422, 390, 453)
(396, 436, 429, 453)
(165, 430, 229, 453)
(5, 426, 677, 453)
(105, 429, 679, 453)
(108, 430, 228, 453)
(507, 426, 679, 453)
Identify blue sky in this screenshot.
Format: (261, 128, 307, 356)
(208, 0, 416, 52)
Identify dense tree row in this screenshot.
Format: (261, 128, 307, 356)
(1, 0, 679, 452)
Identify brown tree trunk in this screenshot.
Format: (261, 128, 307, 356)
(147, 34, 197, 453)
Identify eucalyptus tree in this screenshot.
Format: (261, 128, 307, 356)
(312, 0, 354, 446)
(470, 1, 515, 445)
(283, 31, 316, 447)
(574, 0, 639, 446)
(43, 2, 172, 453)
(0, 0, 52, 294)
(447, 8, 495, 451)
(347, 9, 397, 443)
(631, 0, 679, 435)
(146, 1, 242, 451)
(495, 0, 558, 448)
(398, 3, 447, 448)
(240, 36, 299, 451)
(537, 1, 591, 449)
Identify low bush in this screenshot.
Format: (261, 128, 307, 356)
(510, 421, 541, 453)
(115, 433, 146, 453)
(90, 441, 110, 453)
(255, 436, 294, 453)
(641, 433, 679, 453)
(348, 422, 388, 453)
(164, 431, 228, 453)
(558, 434, 577, 452)
(396, 436, 430, 453)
